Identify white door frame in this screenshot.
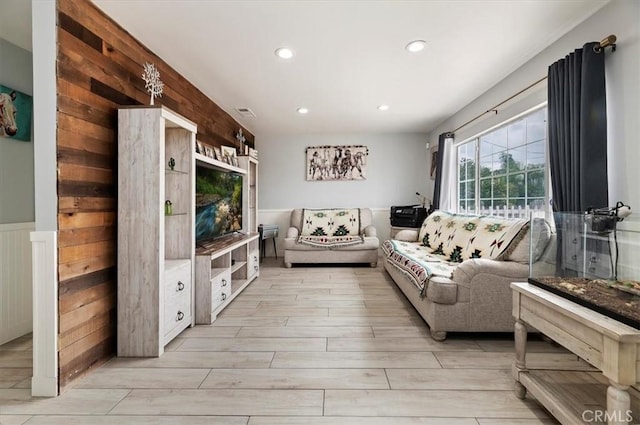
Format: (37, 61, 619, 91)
(31, 0, 59, 397)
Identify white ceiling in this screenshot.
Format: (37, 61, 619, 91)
(3, 1, 608, 137)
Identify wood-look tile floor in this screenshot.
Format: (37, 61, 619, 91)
(0, 258, 571, 424)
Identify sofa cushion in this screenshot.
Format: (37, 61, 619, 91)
(506, 217, 552, 263)
(417, 211, 529, 262)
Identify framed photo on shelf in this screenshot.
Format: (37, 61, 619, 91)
(204, 145, 214, 159)
(196, 140, 204, 154)
(213, 146, 222, 162)
(221, 145, 237, 165)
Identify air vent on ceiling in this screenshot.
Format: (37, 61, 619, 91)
(235, 107, 256, 118)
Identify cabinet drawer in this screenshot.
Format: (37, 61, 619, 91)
(164, 260, 191, 335)
(212, 269, 232, 293)
(164, 293, 191, 337)
(211, 287, 231, 311)
(211, 269, 231, 311)
(248, 250, 259, 277)
(261, 228, 278, 239)
(165, 261, 191, 300)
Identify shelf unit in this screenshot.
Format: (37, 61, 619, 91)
(193, 154, 259, 324)
(117, 106, 196, 357)
(195, 233, 260, 324)
(238, 156, 258, 234)
(194, 152, 246, 175)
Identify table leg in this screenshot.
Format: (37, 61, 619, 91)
(272, 238, 278, 259)
(260, 239, 264, 263)
(607, 382, 631, 425)
(514, 319, 528, 399)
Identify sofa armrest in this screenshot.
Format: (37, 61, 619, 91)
(286, 227, 299, 239)
(394, 230, 418, 242)
(453, 258, 529, 285)
(363, 225, 377, 238)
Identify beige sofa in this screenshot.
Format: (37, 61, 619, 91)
(383, 211, 552, 341)
(284, 208, 380, 267)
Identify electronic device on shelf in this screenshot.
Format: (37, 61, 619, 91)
(390, 205, 428, 228)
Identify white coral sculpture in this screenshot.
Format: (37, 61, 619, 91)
(142, 62, 164, 105)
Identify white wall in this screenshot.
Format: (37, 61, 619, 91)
(0, 38, 35, 224)
(427, 0, 640, 210)
(258, 132, 430, 209)
(257, 132, 429, 256)
(32, 0, 58, 232)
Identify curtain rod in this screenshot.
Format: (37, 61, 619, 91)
(452, 34, 616, 135)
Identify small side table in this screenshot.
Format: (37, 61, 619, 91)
(258, 224, 279, 262)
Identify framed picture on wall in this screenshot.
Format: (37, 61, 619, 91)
(0, 85, 32, 142)
(305, 145, 368, 181)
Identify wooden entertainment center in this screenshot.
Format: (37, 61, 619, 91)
(117, 106, 259, 356)
(193, 153, 260, 324)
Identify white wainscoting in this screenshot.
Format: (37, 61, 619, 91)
(257, 208, 392, 259)
(0, 222, 35, 345)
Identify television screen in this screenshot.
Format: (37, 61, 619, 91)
(195, 165, 243, 243)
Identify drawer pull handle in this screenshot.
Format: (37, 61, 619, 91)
(221, 293, 227, 301)
(176, 311, 184, 321)
(177, 281, 185, 291)
(222, 279, 228, 287)
(254, 265, 258, 271)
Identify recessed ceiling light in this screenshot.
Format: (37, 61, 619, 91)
(405, 40, 426, 53)
(377, 105, 390, 111)
(297, 107, 309, 114)
(275, 47, 294, 59)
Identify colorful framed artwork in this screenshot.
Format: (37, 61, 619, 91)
(0, 85, 32, 142)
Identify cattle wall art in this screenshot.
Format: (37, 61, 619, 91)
(306, 145, 368, 181)
(0, 85, 32, 142)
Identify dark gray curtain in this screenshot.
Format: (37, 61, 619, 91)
(548, 42, 608, 212)
(431, 132, 452, 210)
(548, 42, 608, 277)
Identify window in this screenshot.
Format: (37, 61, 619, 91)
(457, 107, 548, 219)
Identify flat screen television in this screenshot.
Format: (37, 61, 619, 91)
(195, 165, 243, 244)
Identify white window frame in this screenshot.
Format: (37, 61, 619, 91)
(455, 103, 552, 221)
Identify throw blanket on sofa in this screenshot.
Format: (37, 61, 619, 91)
(298, 208, 364, 247)
(382, 239, 458, 294)
(384, 211, 529, 297)
(417, 211, 529, 262)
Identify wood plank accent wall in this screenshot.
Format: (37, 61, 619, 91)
(56, 0, 255, 389)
